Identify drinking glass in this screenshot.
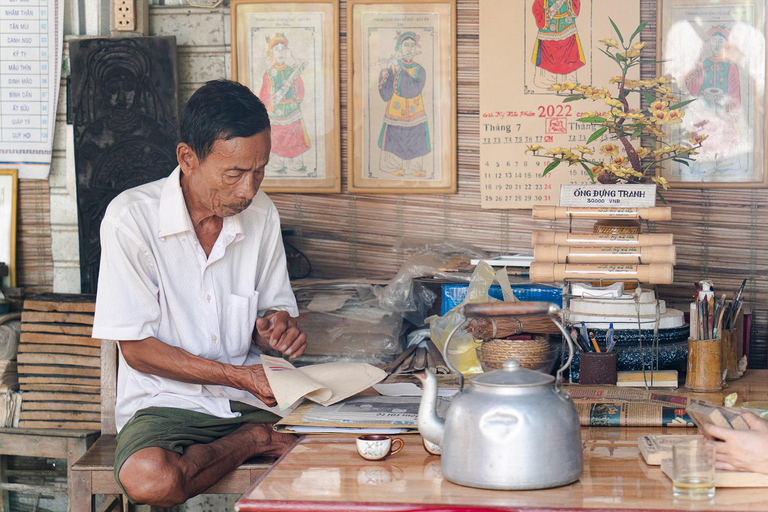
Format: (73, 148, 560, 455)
(672, 439, 716, 500)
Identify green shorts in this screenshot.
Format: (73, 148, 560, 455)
(114, 401, 281, 503)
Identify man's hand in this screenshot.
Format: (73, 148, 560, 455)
(234, 364, 278, 407)
(699, 410, 768, 474)
(253, 310, 307, 359)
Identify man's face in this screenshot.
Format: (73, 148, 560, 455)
(273, 43, 287, 64)
(710, 34, 726, 56)
(182, 130, 271, 218)
(401, 39, 417, 58)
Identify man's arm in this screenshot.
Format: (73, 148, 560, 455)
(119, 337, 278, 407)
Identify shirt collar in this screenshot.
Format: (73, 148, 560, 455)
(158, 166, 194, 238)
(158, 166, 247, 243)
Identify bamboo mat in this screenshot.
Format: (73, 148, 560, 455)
(17, 179, 53, 294)
(268, 0, 768, 369)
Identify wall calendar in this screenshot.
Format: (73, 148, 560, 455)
(479, 0, 640, 209)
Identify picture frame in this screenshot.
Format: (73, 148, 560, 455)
(0, 169, 18, 288)
(347, 0, 457, 194)
(231, 0, 341, 193)
(657, 0, 767, 188)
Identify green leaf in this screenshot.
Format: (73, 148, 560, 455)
(581, 162, 596, 180)
(672, 158, 690, 167)
(577, 116, 607, 123)
(543, 160, 561, 176)
(586, 126, 608, 144)
(563, 95, 585, 103)
(616, 53, 627, 62)
(669, 98, 696, 110)
(641, 91, 656, 105)
(631, 125, 644, 139)
(610, 18, 624, 44)
(629, 21, 648, 43)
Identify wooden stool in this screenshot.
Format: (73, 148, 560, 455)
(0, 427, 99, 511)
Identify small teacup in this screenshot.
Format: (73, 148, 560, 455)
(422, 437, 442, 456)
(355, 435, 404, 461)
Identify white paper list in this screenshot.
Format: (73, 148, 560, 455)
(0, 0, 63, 179)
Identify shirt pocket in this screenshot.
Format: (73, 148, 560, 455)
(226, 291, 259, 361)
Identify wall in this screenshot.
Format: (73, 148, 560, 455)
(42, 0, 768, 368)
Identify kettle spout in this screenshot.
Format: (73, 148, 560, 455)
(415, 369, 444, 446)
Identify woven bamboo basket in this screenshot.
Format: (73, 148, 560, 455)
(475, 335, 553, 372)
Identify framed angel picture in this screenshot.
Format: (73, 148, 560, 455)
(231, 0, 341, 193)
(658, 0, 767, 187)
(347, 0, 457, 194)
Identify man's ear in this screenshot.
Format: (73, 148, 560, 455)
(177, 142, 199, 176)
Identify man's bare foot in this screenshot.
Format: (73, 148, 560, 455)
(237, 422, 298, 458)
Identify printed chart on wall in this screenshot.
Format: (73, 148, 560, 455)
(0, 0, 64, 179)
(479, 0, 640, 209)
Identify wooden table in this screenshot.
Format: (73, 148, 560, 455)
(236, 372, 768, 512)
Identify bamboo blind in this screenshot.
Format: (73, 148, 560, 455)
(16, 179, 53, 294)
(268, 0, 768, 369)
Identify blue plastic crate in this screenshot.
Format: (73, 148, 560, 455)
(440, 283, 563, 315)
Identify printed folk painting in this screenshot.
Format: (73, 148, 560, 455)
(232, 0, 340, 193)
(660, 0, 766, 186)
(348, 0, 456, 194)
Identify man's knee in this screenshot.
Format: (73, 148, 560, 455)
(119, 448, 188, 507)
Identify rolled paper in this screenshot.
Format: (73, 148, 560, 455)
(532, 205, 672, 221)
(529, 262, 674, 284)
(533, 245, 676, 265)
(531, 231, 673, 246)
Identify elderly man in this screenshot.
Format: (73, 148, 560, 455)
(92, 79, 306, 507)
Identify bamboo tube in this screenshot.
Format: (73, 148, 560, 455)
(534, 244, 676, 264)
(531, 231, 673, 246)
(529, 262, 674, 284)
(532, 206, 672, 221)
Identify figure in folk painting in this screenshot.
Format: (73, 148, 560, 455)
(684, 24, 743, 174)
(531, 0, 586, 89)
(377, 31, 431, 178)
(260, 33, 311, 174)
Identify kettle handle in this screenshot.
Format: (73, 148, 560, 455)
(460, 302, 575, 393)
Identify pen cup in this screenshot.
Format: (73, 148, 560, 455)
(578, 351, 617, 385)
(685, 337, 722, 392)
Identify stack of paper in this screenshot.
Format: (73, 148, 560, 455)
(0, 391, 22, 427)
(276, 395, 451, 434)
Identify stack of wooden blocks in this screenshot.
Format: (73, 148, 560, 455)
(17, 294, 99, 429)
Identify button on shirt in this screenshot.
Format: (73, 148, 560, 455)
(92, 167, 298, 431)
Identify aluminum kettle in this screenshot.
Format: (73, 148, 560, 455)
(417, 301, 583, 490)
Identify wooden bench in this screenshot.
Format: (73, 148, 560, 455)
(70, 340, 276, 512)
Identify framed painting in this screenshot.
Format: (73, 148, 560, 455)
(658, 0, 767, 187)
(347, 0, 457, 194)
(0, 169, 18, 288)
(231, 0, 341, 193)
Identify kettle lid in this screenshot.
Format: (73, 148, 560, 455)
(471, 359, 555, 387)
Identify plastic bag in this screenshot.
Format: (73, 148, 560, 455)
(428, 262, 494, 375)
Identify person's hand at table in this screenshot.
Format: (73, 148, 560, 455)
(699, 409, 768, 474)
(253, 310, 307, 359)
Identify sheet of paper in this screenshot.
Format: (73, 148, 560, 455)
(261, 355, 386, 410)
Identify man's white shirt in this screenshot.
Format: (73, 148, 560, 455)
(92, 167, 298, 431)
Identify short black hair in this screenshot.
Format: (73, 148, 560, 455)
(180, 79, 270, 162)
